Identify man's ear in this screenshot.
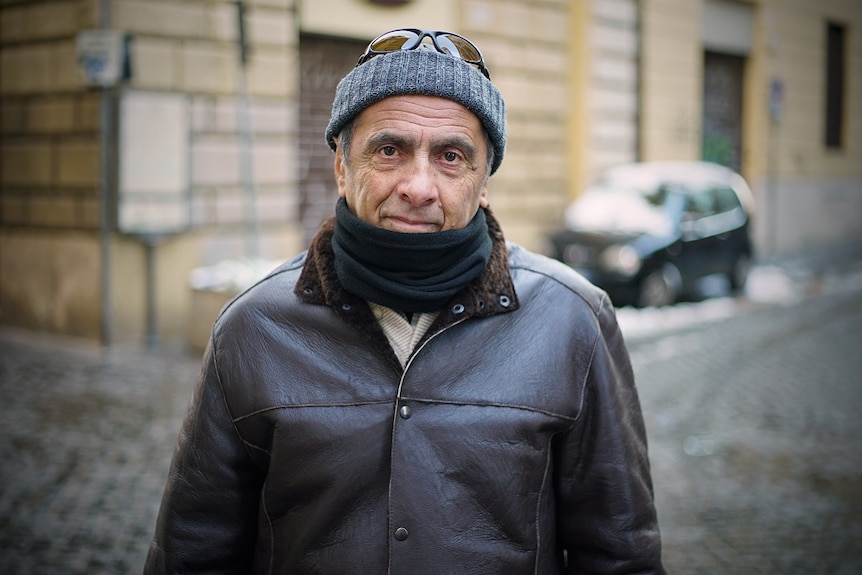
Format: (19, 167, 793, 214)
(333, 140, 347, 198)
(479, 182, 489, 208)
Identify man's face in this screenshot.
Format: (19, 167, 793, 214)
(334, 95, 490, 233)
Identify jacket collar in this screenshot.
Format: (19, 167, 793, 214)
(294, 208, 520, 370)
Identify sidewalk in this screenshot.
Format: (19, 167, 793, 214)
(0, 330, 200, 574)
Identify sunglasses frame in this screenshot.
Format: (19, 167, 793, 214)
(356, 28, 491, 79)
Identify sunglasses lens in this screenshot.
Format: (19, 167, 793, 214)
(369, 30, 420, 53)
(357, 29, 489, 79)
(440, 34, 482, 63)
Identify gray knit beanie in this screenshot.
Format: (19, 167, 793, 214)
(325, 48, 507, 175)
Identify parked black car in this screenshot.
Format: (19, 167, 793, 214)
(546, 161, 755, 307)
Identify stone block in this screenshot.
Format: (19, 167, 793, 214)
(76, 93, 102, 131)
(57, 138, 99, 187)
(498, 75, 567, 115)
(181, 43, 235, 94)
(130, 37, 177, 90)
(113, 0, 206, 38)
(208, 97, 292, 135)
(27, 195, 79, 227)
(0, 5, 27, 42)
(207, 2, 236, 43)
(190, 95, 217, 132)
(0, 140, 53, 186)
(79, 196, 101, 229)
(0, 99, 26, 134)
(192, 137, 240, 186)
(0, 194, 26, 225)
(26, 2, 80, 39)
(250, 8, 291, 47)
(214, 189, 245, 224)
(248, 0, 292, 8)
(0, 44, 53, 94)
(254, 140, 290, 184)
(51, 40, 83, 91)
(248, 49, 292, 97)
(28, 97, 76, 133)
(255, 189, 293, 223)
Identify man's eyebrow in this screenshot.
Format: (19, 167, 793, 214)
(364, 132, 414, 153)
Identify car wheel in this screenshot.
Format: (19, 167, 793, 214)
(637, 264, 681, 308)
(728, 253, 751, 292)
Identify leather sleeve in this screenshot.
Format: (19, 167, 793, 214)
(143, 340, 263, 574)
(555, 294, 665, 574)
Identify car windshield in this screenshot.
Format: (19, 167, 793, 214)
(565, 184, 677, 235)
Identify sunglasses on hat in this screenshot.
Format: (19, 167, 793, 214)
(355, 28, 491, 79)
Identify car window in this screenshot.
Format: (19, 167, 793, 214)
(684, 189, 716, 218)
(714, 186, 743, 213)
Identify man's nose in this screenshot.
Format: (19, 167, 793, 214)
(398, 157, 439, 207)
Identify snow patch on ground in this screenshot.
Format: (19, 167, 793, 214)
(189, 258, 283, 293)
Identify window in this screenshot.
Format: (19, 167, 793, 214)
(713, 186, 742, 214)
(685, 190, 716, 218)
(825, 22, 846, 148)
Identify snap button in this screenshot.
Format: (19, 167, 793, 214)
(499, 295, 511, 308)
(302, 287, 313, 295)
(478, 300, 485, 310)
(341, 303, 352, 311)
(399, 405, 412, 419)
(452, 303, 465, 314)
(394, 527, 409, 541)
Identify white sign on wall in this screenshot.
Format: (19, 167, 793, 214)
(118, 91, 190, 235)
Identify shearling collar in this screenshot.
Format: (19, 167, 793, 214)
(294, 207, 520, 370)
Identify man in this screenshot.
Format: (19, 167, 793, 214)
(145, 29, 664, 574)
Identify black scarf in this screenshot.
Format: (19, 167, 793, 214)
(331, 198, 493, 313)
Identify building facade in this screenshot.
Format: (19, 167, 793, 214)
(1, 0, 859, 346)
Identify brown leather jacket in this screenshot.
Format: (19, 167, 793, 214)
(145, 212, 664, 574)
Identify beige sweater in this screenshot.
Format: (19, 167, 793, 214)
(369, 303, 440, 368)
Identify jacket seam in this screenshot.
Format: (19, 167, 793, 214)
(575, 317, 603, 424)
(232, 399, 395, 423)
(509, 263, 604, 315)
(534, 436, 555, 575)
(211, 330, 260, 466)
(261, 476, 275, 575)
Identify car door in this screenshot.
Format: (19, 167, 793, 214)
(705, 185, 749, 273)
(677, 188, 719, 281)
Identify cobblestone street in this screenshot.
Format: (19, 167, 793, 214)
(628, 281, 862, 573)
(1, 262, 861, 574)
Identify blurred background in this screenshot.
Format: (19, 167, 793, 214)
(1, 0, 860, 348)
(1, 1, 861, 573)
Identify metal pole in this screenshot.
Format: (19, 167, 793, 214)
(99, 0, 112, 347)
(142, 234, 159, 350)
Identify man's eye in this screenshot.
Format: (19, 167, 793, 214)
(381, 146, 397, 156)
(443, 151, 459, 162)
